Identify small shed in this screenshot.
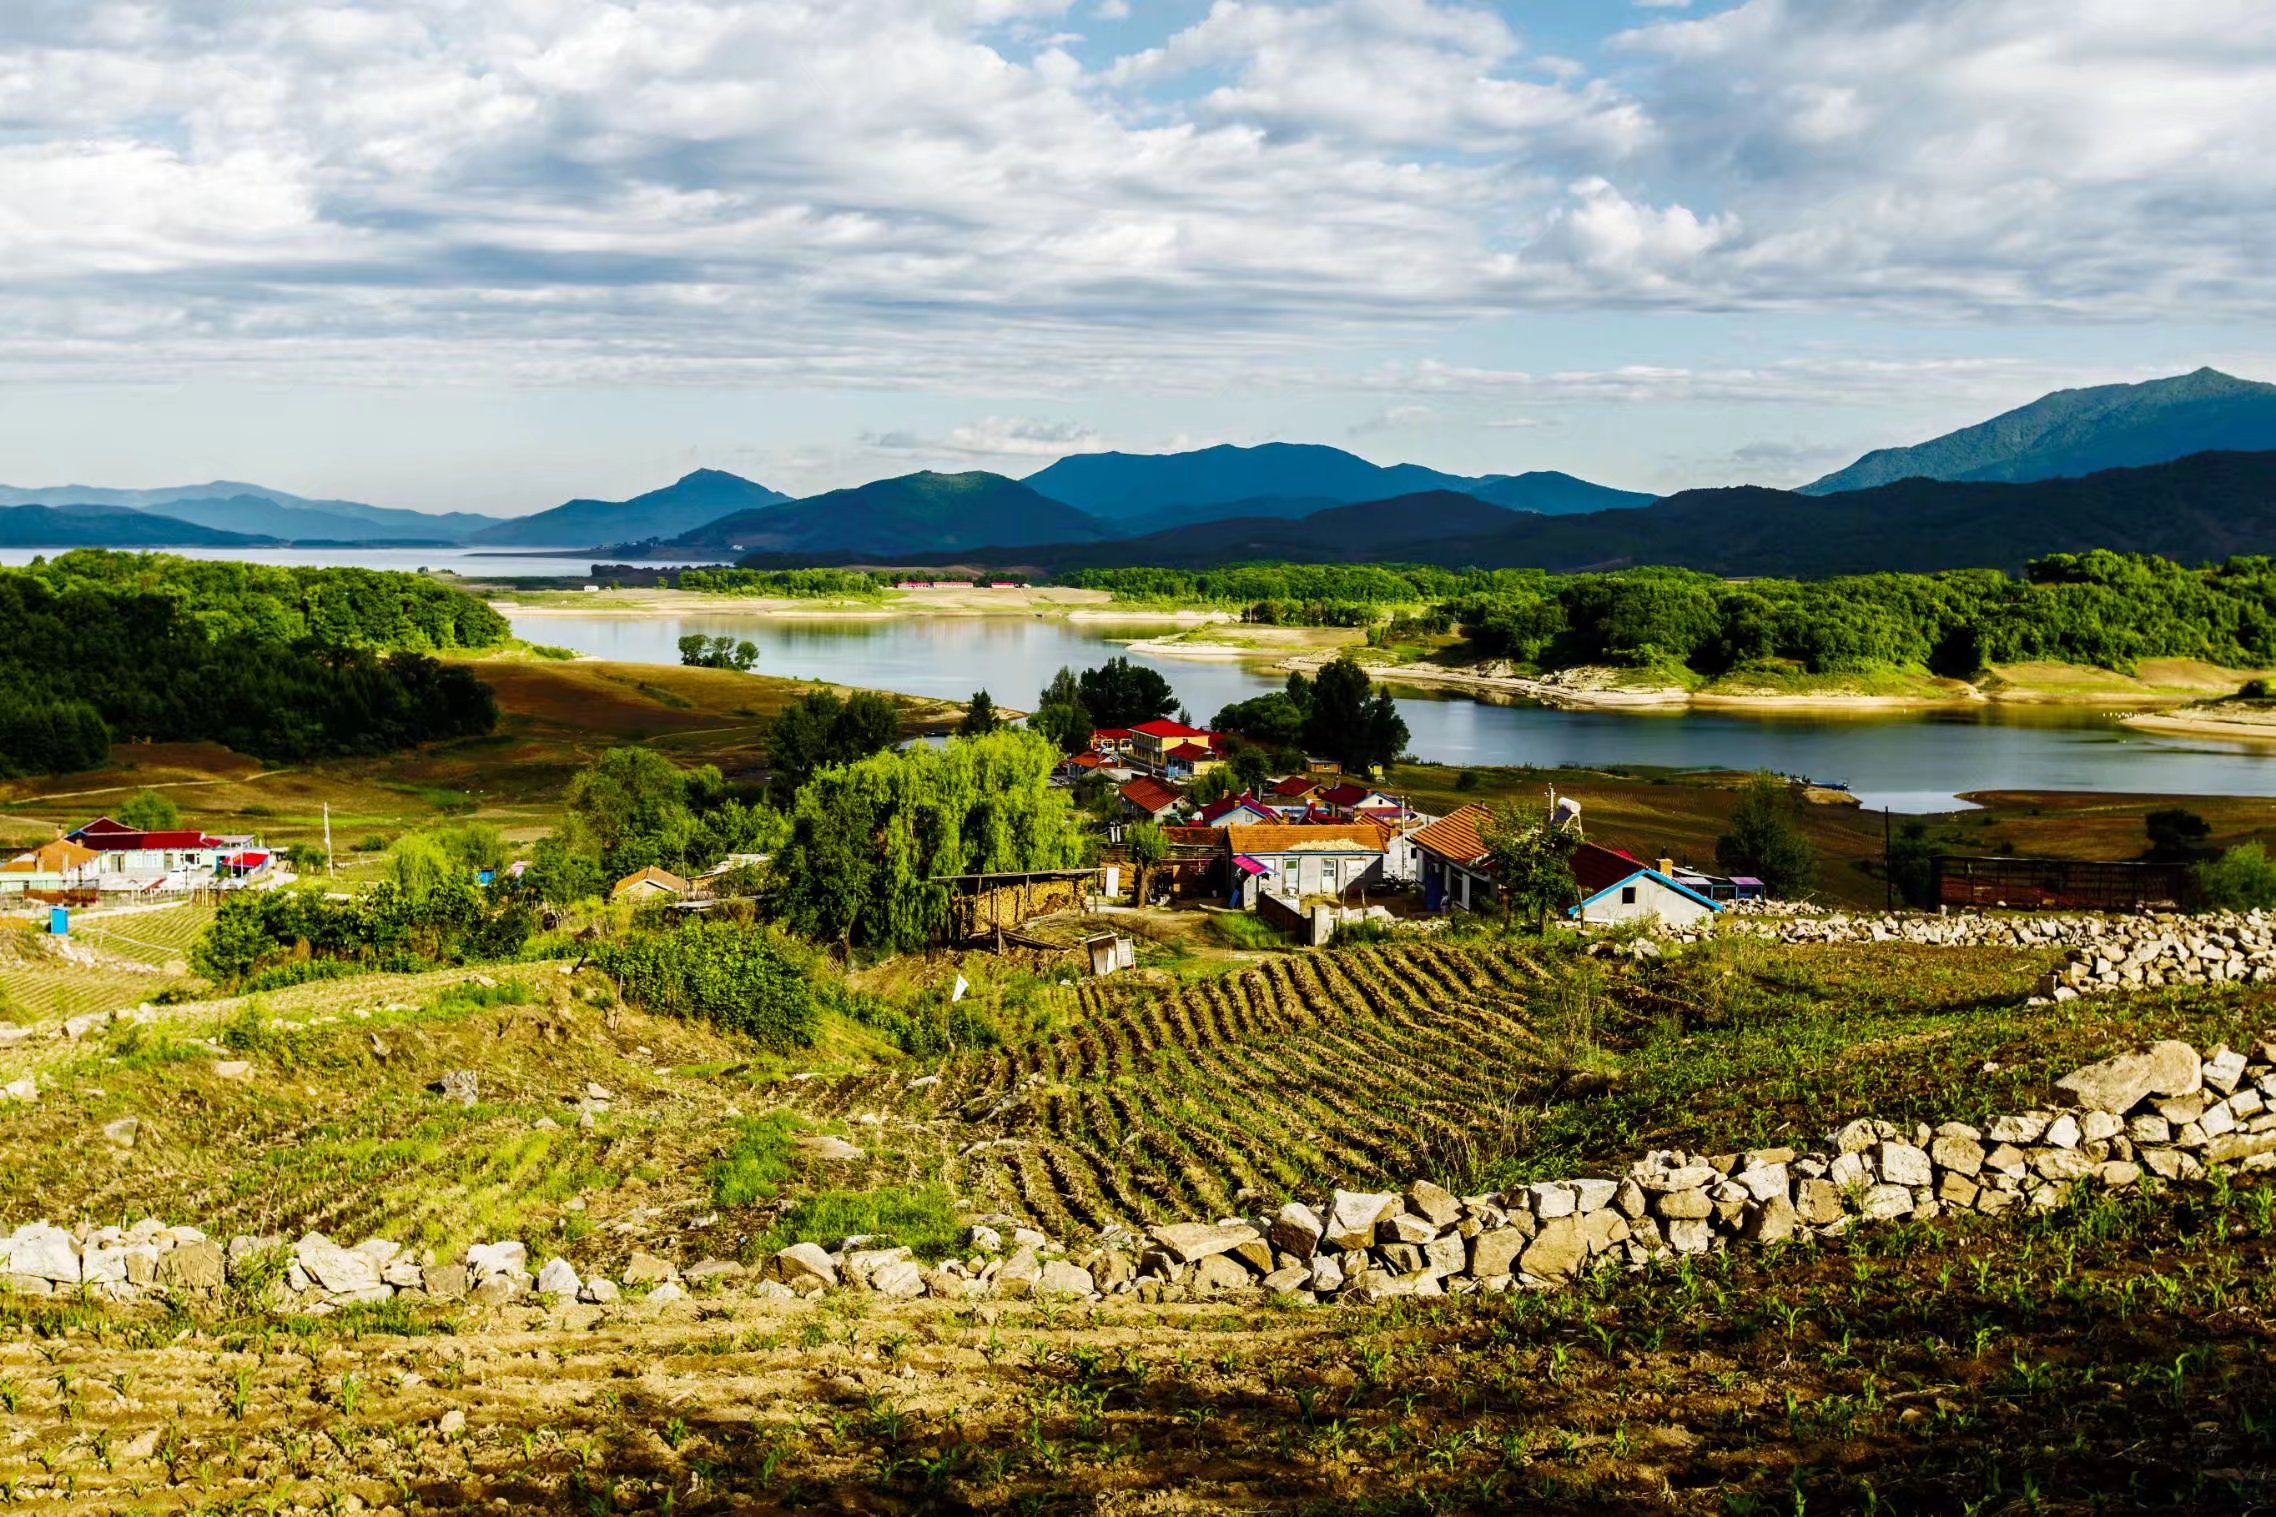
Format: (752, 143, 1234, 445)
(611, 866, 691, 903)
(1083, 933, 1136, 977)
(936, 868, 1095, 944)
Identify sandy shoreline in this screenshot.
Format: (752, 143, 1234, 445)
(2120, 709, 2276, 743)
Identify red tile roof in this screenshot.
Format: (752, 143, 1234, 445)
(1319, 782, 1377, 808)
(1090, 728, 1133, 742)
(1132, 719, 1213, 740)
(1570, 841, 1646, 896)
(79, 829, 220, 851)
(1166, 741, 1215, 760)
(1119, 777, 1184, 815)
(1197, 793, 1272, 824)
(1269, 776, 1320, 798)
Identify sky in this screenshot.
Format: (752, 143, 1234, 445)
(2, 0, 2273, 517)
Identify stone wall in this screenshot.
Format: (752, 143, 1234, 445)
(4, 1037, 2270, 1313)
(1702, 908, 2276, 1002)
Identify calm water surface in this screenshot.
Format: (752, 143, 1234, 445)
(509, 611, 2276, 812)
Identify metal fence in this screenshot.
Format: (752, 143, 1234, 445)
(1932, 856, 2190, 912)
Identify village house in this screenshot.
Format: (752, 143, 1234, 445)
(1195, 792, 1278, 829)
(1411, 804, 1496, 912)
(1127, 719, 1221, 775)
(62, 818, 243, 893)
(0, 838, 103, 897)
(1568, 842, 1723, 928)
(1118, 775, 1186, 823)
(1088, 727, 1137, 760)
(1223, 822, 1387, 908)
(1267, 775, 1324, 811)
(1316, 782, 1407, 822)
(1161, 740, 1224, 781)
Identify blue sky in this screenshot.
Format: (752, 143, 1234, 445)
(1, 0, 2271, 516)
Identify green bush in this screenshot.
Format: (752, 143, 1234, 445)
(710, 1112, 809, 1207)
(756, 1184, 963, 1261)
(2195, 843, 2276, 910)
(592, 920, 825, 1050)
(1208, 912, 1287, 950)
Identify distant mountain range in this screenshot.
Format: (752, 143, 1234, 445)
(658, 471, 1109, 557)
(803, 451, 2276, 579)
(1804, 368, 2276, 493)
(1022, 443, 1650, 522)
(0, 481, 501, 542)
(0, 504, 273, 550)
(10, 368, 2276, 564)
(468, 469, 791, 548)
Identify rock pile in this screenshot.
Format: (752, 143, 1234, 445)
(8, 1038, 2275, 1312)
(1698, 908, 2276, 1000)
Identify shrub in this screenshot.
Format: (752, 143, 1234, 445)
(2195, 843, 2276, 910)
(592, 920, 825, 1050)
(710, 1112, 810, 1207)
(1208, 912, 1286, 950)
(756, 1185, 963, 1261)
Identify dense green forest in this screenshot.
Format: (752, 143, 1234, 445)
(1444, 552, 2276, 677)
(23, 550, 512, 649)
(1065, 564, 1462, 609)
(0, 552, 507, 777)
(675, 567, 888, 598)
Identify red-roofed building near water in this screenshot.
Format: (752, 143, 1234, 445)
(1128, 719, 1224, 775)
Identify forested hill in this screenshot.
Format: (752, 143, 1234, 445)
(0, 504, 274, 549)
(0, 552, 508, 778)
(821, 450, 2276, 578)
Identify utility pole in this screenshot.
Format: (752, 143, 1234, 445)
(323, 803, 335, 878)
(1883, 806, 1893, 910)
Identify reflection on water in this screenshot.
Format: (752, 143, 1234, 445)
(511, 611, 2276, 813)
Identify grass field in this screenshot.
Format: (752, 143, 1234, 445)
(0, 656, 961, 871)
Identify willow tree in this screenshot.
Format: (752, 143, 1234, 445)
(772, 728, 1091, 950)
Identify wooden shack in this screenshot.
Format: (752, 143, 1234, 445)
(936, 868, 1096, 944)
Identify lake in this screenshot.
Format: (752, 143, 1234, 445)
(0, 546, 719, 579)
(507, 610, 2276, 812)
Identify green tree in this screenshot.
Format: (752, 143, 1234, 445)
(2145, 807, 2214, 863)
(592, 920, 825, 1050)
(1887, 820, 1941, 907)
(1076, 657, 1178, 728)
(959, 689, 1001, 737)
(1715, 773, 1817, 899)
(116, 789, 181, 831)
(387, 832, 456, 904)
(771, 729, 1090, 950)
(765, 688, 900, 799)
(1125, 819, 1170, 904)
(1481, 805, 1579, 932)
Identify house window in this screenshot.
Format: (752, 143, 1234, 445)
(1620, 886, 1637, 905)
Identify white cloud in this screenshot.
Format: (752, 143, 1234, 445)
(860, 415, 1107, 466)
(1114, 0, 1649, 156)
(1609, 0, 2276, 314)
(0, 0, 2270, 403)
